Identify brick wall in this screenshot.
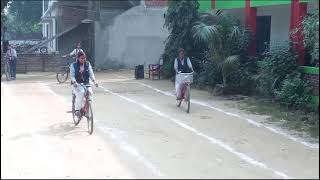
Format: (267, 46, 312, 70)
(301, 66, 319, 97)
(1, 53, 64, 73)
(145, 0, 167, 7)
(58, 6, 87, 33)
(304, 73, 319, 96)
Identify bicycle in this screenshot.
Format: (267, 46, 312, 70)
(1, 56, 11, 81)
(176, 72, 193, 113)
(56, 57, 75, 83)
(70, 83, 97, 135)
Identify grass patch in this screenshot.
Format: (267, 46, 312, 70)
(227, 96, 319, 139)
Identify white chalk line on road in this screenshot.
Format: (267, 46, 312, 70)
(99, 85, 290, 179)
(98, 127, 164, 177)
(137, 82, 319, 150)
(36, 81, 164, 177)
(115, 75, 129, 79)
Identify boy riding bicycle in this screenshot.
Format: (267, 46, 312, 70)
(174, 48, 194, 100)
(70, 51, 98, 117)
(63, 41, 84, 63)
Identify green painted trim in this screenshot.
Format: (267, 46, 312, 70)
(301, 66, 319, 75)
(202, 0, 312, 10)
(216, 0, 245, 9)
(250, 0, 291, 7)
(199, 0, 211, 12)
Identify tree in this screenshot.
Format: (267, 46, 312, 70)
(4, 0, 42, 35)
(162, 0, 201, 77)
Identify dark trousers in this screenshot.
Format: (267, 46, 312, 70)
(9, 58, 17, 79)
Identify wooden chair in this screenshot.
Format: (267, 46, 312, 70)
(148, 57, 163, 80)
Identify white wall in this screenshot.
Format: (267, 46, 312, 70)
(42, 0, 45, 39)
(95, 5, 169, 69)
(41, 1, 58, 52)
(257, 4, 291, 47)
(52, 18, 56, 51)
(225, 2, 318, 48)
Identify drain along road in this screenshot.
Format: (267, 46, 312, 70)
(1, 71, 319, 179)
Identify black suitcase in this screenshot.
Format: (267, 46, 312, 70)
(135, 65, 144, 79)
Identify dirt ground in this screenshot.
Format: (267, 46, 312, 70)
(1, 70, 319, 179)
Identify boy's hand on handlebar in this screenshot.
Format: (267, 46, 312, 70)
(71, 81, 77, 87)
(93, 80, 98, 87)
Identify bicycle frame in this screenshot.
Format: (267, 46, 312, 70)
(180, 82, 190, 100)
(177, 72, 193, 100)
(1, 56, 11, 80)
(176, 72, 193, 113)
(78, 83, 91, 116)
(70, 82, 94, 134)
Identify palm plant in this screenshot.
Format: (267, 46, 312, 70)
(192, 10, 250, 87)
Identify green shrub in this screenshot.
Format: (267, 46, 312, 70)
(256, 43, 298, 96)
(230, 56, 259, 94)
(275, 72, 313, 110)
(193, 59, 222, 89)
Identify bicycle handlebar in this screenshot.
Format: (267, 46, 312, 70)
(71, 82, 98, 88)
(177, 72, 194, 75)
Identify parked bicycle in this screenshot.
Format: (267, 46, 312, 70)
(56, 57, 75, 83)
(1, 56, 11, 81)
(176, 72, 193, 113)
(69, 83, 97, 135)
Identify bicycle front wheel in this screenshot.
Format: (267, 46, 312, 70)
(56, 67, 69, 83)
(87, 102, 94, 135)
(177, 99, 182, 107)
(72, 94, 80, 125)
(185, 85, 191, 113)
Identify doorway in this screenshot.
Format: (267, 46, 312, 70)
(256, 16, 271, 54)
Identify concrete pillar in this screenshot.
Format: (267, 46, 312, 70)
(245, 0, 257, 55)
(211, 0, 216, 9)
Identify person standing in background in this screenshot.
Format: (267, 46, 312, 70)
(6, 44, 18, 80)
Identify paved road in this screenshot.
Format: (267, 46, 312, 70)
(1, 71, 319, 178)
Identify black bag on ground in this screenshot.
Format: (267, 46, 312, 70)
(135, 65, 144, 79)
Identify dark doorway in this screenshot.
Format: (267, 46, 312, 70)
(256, 16, 271, 54)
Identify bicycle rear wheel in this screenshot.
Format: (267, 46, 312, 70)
(56, 67, 69, 83)
(40, 47, 48, 54)
(86, 102, 94, 135)
(72, 94, 80, 125)
(5, 63, 10, 81)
